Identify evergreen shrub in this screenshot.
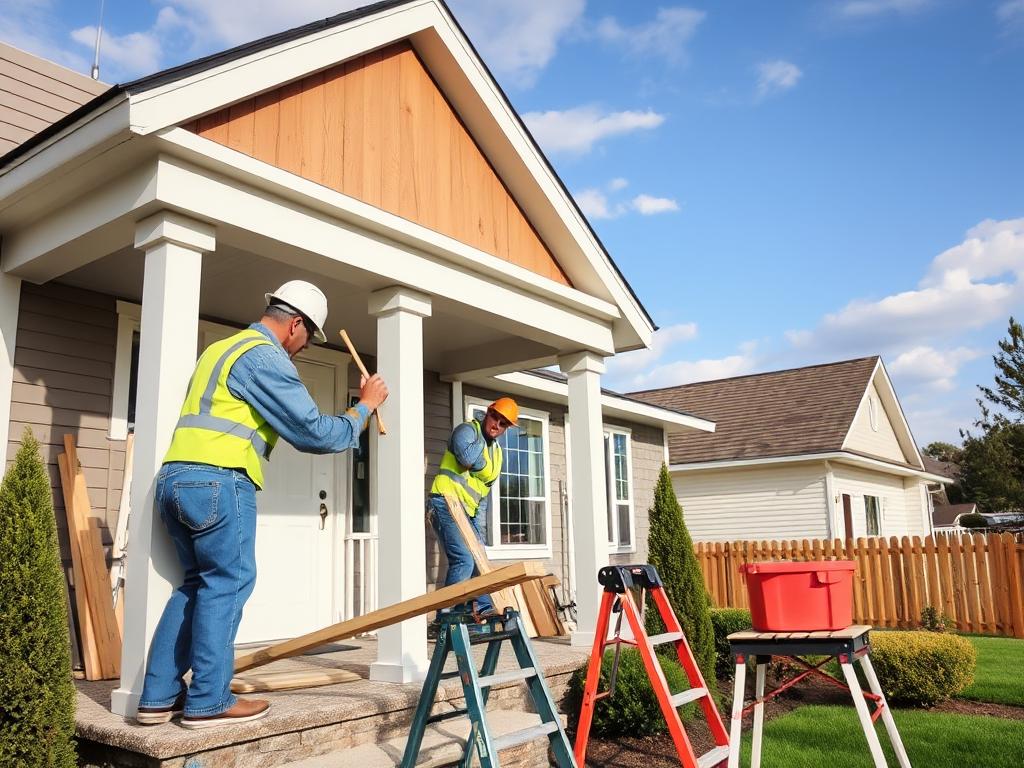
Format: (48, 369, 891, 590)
(645, 464, 716, 684)
(0, 429, 77, 767)
(710, 608, 752, 679)
(566, 648, 692, 737)
(870, 631, 975, 706)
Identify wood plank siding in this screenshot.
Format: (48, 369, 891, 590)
(0, 43, 109, 156)
(184, 43, 570, 286)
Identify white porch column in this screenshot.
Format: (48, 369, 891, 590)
(0, 272, 21, 480)
(111, 212, 213, 716)
(559, 350, 609, 648)
(368, 286, 432, 683)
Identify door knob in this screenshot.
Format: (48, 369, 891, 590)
(319, 503, 329, 530)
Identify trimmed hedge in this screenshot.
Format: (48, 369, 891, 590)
(566, 648, 692, 737)
(710, 608, 752, 679)
(0, 430, 77, 766)
(869, 631, 976, 707)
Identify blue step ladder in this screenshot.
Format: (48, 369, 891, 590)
(401, 608, 577, 768)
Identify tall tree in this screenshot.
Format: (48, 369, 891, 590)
(977, 316, 1024, 423)
(921, 441, 962, 464)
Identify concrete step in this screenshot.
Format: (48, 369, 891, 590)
(279, 710, 558, 768)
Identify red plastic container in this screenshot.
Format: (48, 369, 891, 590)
(740, 560, 856, 631)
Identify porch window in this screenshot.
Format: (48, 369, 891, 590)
(865, 495, 881, 536)
(467, 400, 551, 559)
(604, 429, 634, 550)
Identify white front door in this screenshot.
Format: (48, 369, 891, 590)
(235, 358, 340, 644)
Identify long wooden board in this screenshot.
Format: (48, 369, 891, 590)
(230, 668, 362, 693)
(234, 561, 545, 672)
(439, 491, 537, 637)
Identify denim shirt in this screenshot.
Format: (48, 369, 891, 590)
(448, 419, 494, 516)
(225, 323, 369, 454)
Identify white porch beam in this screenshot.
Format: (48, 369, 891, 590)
(440, 337, 555, 380)
(0, 272, 21, 480)
(559, 350, 609, 648)
(111, 212, 214, 716)
(368, 286, 431, 683)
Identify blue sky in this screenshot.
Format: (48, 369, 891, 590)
(4, 0, 1023, 446)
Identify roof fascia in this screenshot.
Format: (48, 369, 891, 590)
(471, 371, 716, 433)
(840, 359, 924, 468)
(670, 450, 949, 481)
(123, 0, 653, 352)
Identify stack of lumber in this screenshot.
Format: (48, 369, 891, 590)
(58, 434, 121, 680)
(440, 491, 565, 638)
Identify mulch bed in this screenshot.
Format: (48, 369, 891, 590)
(580, 671, 1024, 768)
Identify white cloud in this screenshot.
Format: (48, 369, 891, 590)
(595, 7, 705, 63)
(999, 0, 1024, 24)
(523, 106, 665, 155)
(756, 60, 803, 99)
(608, 178, 629, 191)
(837, 0, 931, 18)
(785, 217, 1024, 359)
(621, 353, 757, 392)
(0, 0, 91, 75)
(70, 26, 163, 79)
(887, 346, 982, 392)
(631, 194, 680, 215)
(575, 188, 620, 220)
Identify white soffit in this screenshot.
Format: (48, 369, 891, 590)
(123, 0, 653, 351)
(671, 451, 947, 482)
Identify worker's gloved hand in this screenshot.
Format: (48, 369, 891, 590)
(358, 373, 389, 411)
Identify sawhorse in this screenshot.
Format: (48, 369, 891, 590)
(726, 625, 911, 768)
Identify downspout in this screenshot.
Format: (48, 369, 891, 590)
(823, 460, 837, 540)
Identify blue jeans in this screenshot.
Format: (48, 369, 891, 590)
(139, 462, 258, 716)
(428, 495, 493, 615)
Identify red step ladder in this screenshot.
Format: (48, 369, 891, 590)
(574, 564, 730, 768)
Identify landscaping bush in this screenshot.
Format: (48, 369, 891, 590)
(920, 605, 955, 633)
(645, 464, 716, 684)
(565, 648, 692, 737)
(959, 512, 988, 529)
(710, 608, 752, 679)
(869, 631, 976, 707)
(0, 430, 76, 766)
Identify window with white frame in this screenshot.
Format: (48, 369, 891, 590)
(604, 429, 634, 549)
(864, 495, 881, 536)
(466, 401, 550, 557)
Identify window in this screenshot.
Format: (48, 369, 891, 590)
(864, 495, 881, 536)
(467, 401, 551, 558)
(604, 429, 634, 550)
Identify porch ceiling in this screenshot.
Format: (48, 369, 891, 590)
(58, 242, 551, 373)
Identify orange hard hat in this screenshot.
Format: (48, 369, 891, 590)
(488, 397, 519, 426)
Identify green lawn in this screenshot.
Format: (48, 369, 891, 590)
(738, 705, 1024, 767)
(960, 635, 1024, 707)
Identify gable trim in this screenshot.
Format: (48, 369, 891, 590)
(840, 358, 924, 469)
(670, 450, 948, 482)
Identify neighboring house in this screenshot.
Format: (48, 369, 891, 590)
(630, 357, 951, 543)
(0, 1, 711, 715)
(932, 502, 979, 532)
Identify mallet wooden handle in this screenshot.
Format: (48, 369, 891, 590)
(339, 329, 387, 435)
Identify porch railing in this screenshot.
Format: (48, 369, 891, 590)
(344, 532, 378, 620)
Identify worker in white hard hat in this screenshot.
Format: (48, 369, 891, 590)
(428, 397, 519, 621)
(137, 280, 388, 729)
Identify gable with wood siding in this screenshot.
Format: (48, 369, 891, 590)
(185, 42, 569, 286)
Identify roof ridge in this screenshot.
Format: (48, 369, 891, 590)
(627, 355, 880, 396)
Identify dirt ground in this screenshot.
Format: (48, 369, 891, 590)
(578, 671, 1023, 768)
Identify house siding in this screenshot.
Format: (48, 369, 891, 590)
(671, 462, 829, 543)
(845, 381, 906, 463)
(831, 464, 928, 537)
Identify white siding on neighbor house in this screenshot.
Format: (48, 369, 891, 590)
(831, 464, 928, 538)
(671, 463, 829, 543)
(845, 381, 907, 463)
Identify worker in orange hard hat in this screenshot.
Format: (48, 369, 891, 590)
(428, 397, 519, 617)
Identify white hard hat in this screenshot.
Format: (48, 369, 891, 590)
(264, 280, 328, 343)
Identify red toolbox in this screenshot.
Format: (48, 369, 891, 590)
(740, 560, 856, 631)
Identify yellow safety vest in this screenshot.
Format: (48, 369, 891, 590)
(163, 329, 280, 489)
(431, 420, 502, 517)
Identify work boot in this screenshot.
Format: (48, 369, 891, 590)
(181, 698, 271, 729)
(136, 692, 186, 725)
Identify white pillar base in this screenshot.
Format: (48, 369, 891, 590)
(570, 629, 596, 648)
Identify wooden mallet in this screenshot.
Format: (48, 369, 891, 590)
(339, 329, 387, 435)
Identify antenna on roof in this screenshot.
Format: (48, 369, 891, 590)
(90, 0, 106, 80)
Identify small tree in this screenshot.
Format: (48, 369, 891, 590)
(0, 430, 76, 767)
(977, 316, 1024, 423)
(644, 464, 716, 684)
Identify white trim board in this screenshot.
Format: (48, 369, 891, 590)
(670, 451, 951, 483)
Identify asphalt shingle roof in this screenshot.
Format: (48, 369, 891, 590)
(629, 356, 880, 465)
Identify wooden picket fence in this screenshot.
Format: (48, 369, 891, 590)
(694, 533, 1024, 638)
